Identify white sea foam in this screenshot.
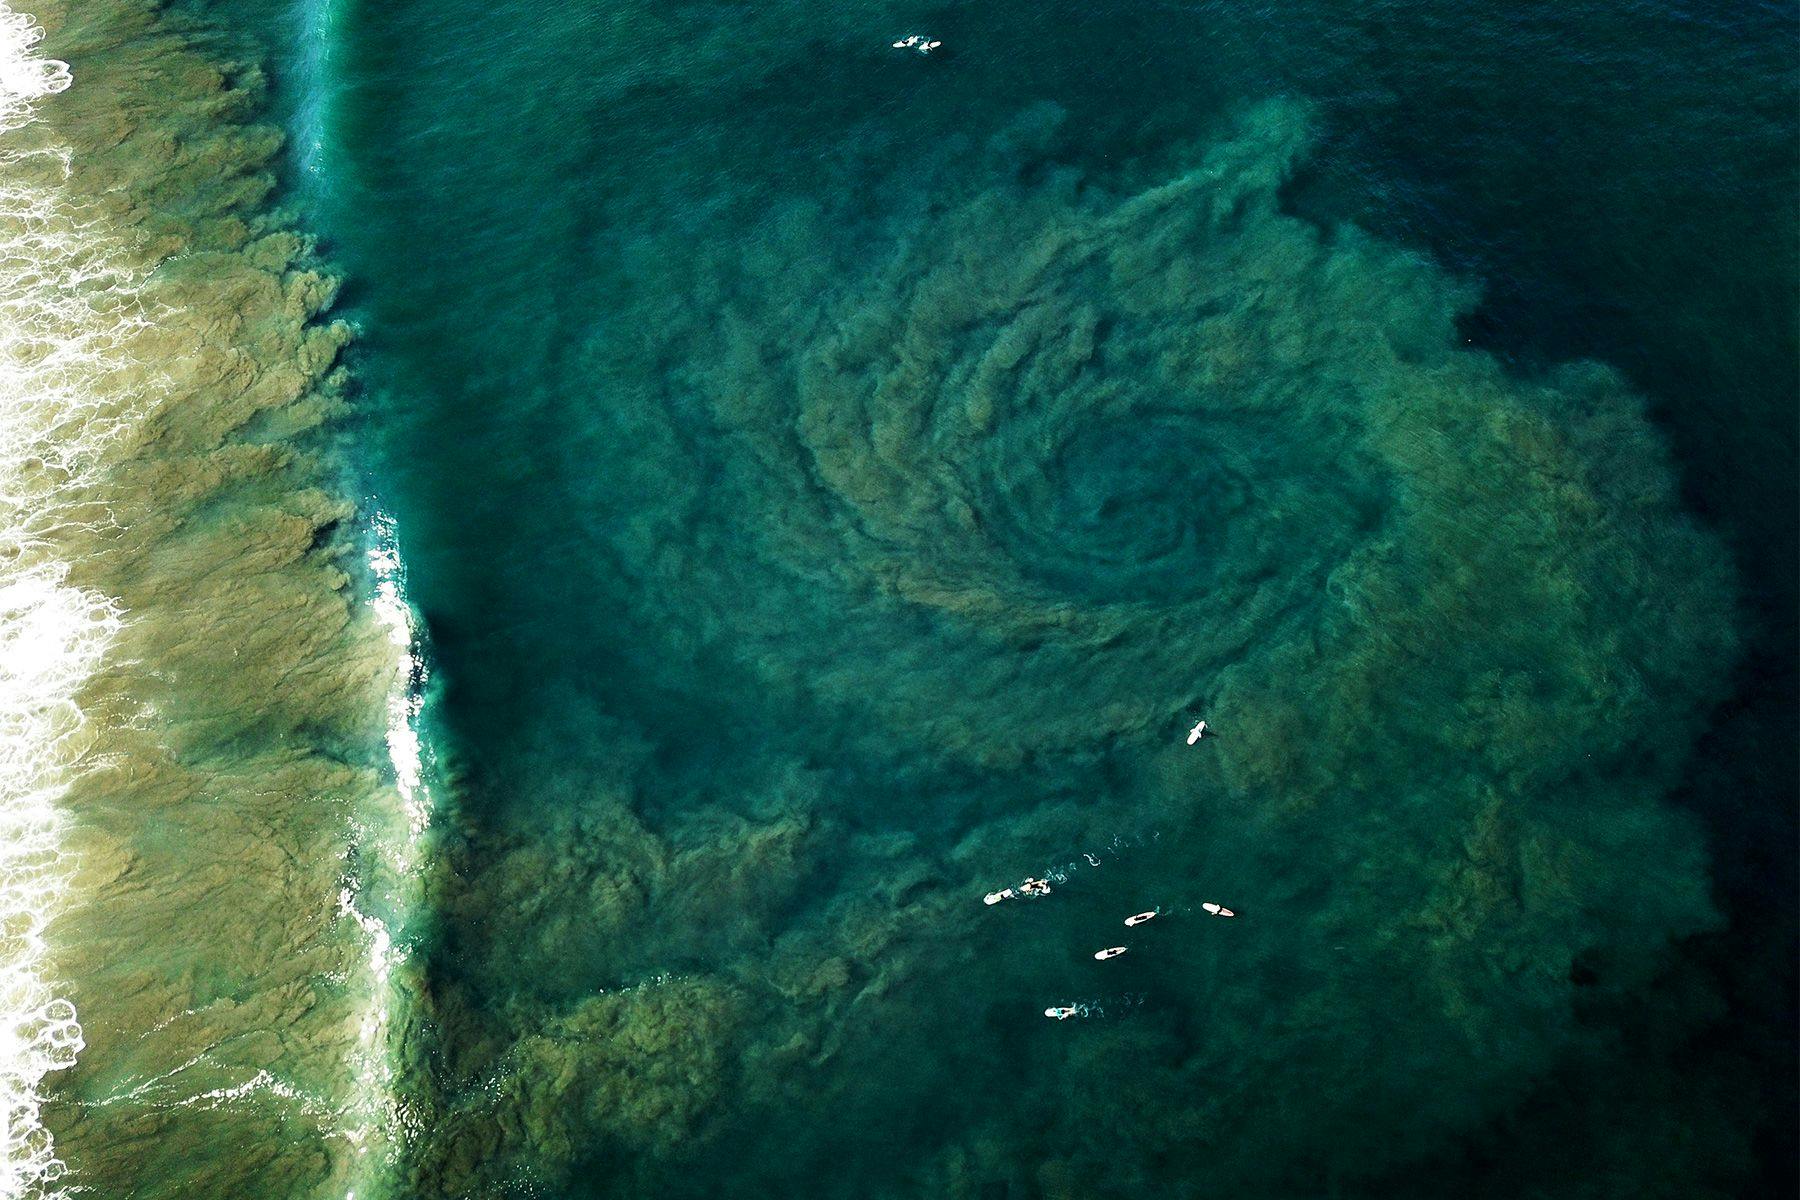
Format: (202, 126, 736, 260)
(369, 513, 432, 842)
(3, 8, 428, 1196)
(283, 37, 433, 1183)
(333, 510, 434, 1191)
(0, 8, 137, 1197)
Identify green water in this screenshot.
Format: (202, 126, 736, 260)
(311, 0, 1795, 1195)
(12, 0, 1797, 1196)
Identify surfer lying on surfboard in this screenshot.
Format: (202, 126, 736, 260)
(984, 876, 1052, 905)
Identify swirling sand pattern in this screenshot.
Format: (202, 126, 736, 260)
(404, 101, 1737, 1198)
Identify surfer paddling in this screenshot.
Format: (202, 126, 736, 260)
(1186, 720, 1209, 744)
(984, 876, 1052, 905)
(1094, 946, 1128, 961)
(1201, 902, 1237, 918)
(1124, 911, 1157, 927)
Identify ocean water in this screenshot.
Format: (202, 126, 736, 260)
(2, 3, 417, 1196)
(3, 0, 1795, 1198)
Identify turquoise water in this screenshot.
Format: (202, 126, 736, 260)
(307, 1, 1795, 1194)
(11, 0, 1796, 1195)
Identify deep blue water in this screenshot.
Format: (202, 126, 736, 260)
(188, 0, 1798, 1194)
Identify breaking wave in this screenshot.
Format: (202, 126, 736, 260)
(0, 2, 425, 1196)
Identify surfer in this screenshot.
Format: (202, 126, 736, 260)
(984, 877, 1052, 905)
(1044, 1006, 1077, 1020)
(1094, 946, 1128, 961)
(1187, 719, 1209, 744)
(1124, 911, 1157, 927)
(1202, 902, 1237, 918)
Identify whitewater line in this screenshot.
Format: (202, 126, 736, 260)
(333, 507, 435, 1189)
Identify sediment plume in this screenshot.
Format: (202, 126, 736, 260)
(395, 99, 1737, 1197)
(2, 2, 415, 1196)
